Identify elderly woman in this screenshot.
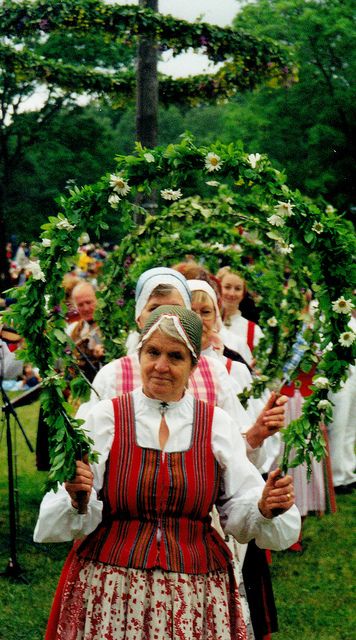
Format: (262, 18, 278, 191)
(35, 306, 300, 640)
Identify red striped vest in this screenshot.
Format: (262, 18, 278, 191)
(115, 354, 220, 406)
(78, 393, 232, 574)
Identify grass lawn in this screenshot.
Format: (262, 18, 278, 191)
(0, 399, 354, 639)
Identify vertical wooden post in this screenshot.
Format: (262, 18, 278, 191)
(136, 0, 159, 149)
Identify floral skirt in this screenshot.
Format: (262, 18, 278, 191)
(47, 553, 247, 640)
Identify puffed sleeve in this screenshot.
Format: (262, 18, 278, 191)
(33, 399, 115, 543)
(212, 406, 301, 551)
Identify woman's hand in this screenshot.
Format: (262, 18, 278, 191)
(258, 468, 295, 519)
(246, 392, 287, 449)
(65, 459, 93, 511)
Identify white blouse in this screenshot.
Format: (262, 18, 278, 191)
(221, 312, 264, 350)
(34, 388, 300, 551)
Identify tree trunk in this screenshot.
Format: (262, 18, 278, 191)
(136, 0, 159, 148)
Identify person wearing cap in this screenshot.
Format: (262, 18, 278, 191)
(78, 267, 286, 472)
(34, 306, 300, 640)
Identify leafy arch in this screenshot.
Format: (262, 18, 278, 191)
(7, 136, 355, 488)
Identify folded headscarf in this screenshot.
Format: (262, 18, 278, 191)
(138, 305, 202, 364)
(135, 267, 191, 320)
(187, 279, 223, 332)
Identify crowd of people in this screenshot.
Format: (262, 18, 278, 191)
(1, 249, 354, 640)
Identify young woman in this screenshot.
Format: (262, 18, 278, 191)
(217, 267, 263, 354)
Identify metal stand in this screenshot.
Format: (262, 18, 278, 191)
(0, 384, 35, 582)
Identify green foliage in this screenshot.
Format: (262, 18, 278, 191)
(231, 0, 356, 212)
(0, 0, 293, 104)
(4, 136, 355, 482)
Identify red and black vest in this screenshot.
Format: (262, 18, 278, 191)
(78, 393, 232, 574)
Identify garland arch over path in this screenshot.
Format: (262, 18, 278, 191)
(0, 0, 295, 106)
(7, 137, 355, 489)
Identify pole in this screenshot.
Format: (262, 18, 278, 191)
(136, 0, 159, 148)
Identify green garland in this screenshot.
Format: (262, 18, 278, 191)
(5, 136, 355, 488)
(0, 0, 295, 105)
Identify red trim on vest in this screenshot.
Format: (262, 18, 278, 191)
(78, 394, 232, 574)
(247, 320, 256, 352)
(225, 358, 233, 374)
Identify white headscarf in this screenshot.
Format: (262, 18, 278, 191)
(135, 267, 191, 320)
(188, 279, 223, 332)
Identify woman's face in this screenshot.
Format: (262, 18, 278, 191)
(191, 298, 216, 350)
(221, 274, 245, 311)
(140, 330, 193, 402)
(137, 291, 185, 329)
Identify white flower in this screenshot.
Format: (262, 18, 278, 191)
(206, 180, 220, 187)
(56, 218, 76, 231)
(338, 331, 355, 347)
(331, 296, 354, 314)
(275, 200, 294, 217)
(267, 316, 278, 327)
(160, 188, 182, 201)
(109, 174, 131, 196)
(317, 399, 332, 410)
(277, 241, 294, 255)
(267, 214, 285, 227)
(325, 204, 336, 214)
(108, 193, 121, 209)
(144, 153, 155, 163)
(247, 153, 262, 169)
(281, 299, 288, 309)
(312, 221, 324, 234)
(41, 238, 51, 247)
(28, 260, 46, 282)
(205, 152, 223, 172)
(313, 376, 330, 389)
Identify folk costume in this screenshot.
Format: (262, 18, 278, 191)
(221, 311, 263, 354)
(279, 325, 336, 517)
(35, 389, 300, 640)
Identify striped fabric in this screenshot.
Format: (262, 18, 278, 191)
(78, 393, 232, 575)
(114, 354, 220, 406)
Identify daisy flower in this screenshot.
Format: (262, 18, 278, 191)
(277, 241, 294, 255)
(338, 331, 355, 347)
(312, 221, 324, 234)
(267, 214, 285, 227)
(205, 152, 223, 172)
(28, 261, 46, 282)
(56, 218, 76, 231)
(267, 316, 278, 327)
(275, 200, 294, 217)
(313, 376, 329, 389)
(108, 193, 121, 209)
(247, 153, 262, 169)
(160, 188, 182, 201)
(331, 296, 354, 314)
(109, 174, 131, 196)
(317, 399, 332, 410)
